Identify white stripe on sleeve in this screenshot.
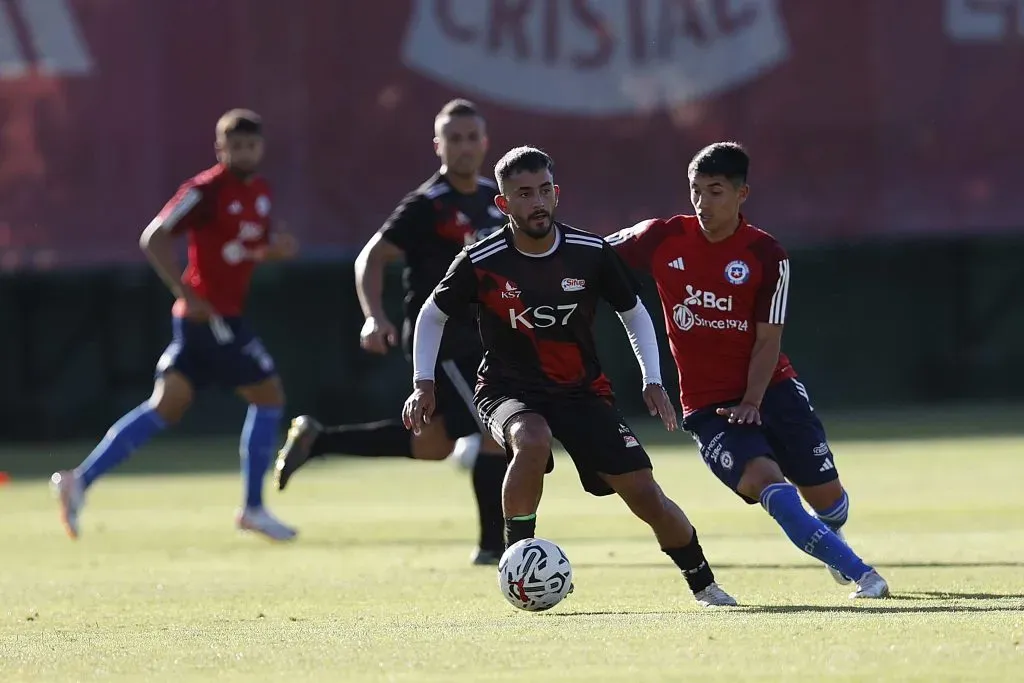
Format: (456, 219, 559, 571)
(769, 259, 790, 324)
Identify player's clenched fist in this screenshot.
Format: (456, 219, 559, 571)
(643, 383, 678, 432)
(402, 381, 436, 434)
(360, 316, 398, 355)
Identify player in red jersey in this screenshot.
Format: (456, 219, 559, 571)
(50, 110, 300, 542)
(404, 146, 736, 607)
(608, 142, 889, 599)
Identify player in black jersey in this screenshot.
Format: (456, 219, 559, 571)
(275, 99, 509, 564)
(403, 147, 738, 606)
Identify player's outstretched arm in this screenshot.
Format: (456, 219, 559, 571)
(616, 298, 677, 431)
(355, 232, 404, 354)
(402, 297, 448, 434)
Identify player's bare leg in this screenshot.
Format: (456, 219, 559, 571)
(501, 414, 551, 547)
(235, 376, 296, 541)
(798, 480, 853, 585)
(738, 458, 888, 598)
(51, 372, 191, 539)
(275, 413, 456, 489)
(603, 469, 737, 607)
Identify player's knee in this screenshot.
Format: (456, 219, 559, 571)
(506, 415, 552, 467)
(610, 471, 668, 522)
(737, 456, 786, 501)
(239, 376, 285, 408)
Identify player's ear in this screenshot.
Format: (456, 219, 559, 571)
(553, 184, 560, 205)
(433, 137, 441, 158)
(494, 194, 509, 216)
(738, 184, 750, 204)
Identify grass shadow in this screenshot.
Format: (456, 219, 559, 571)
(570, 561, 1024, 571)
(739, 603, 1021, 615)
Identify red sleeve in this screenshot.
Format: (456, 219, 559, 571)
(752, 239, 790, 325)
(151, 182, 214, 234)
(604, 219, 665, 272)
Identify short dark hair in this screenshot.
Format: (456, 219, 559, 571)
(434, 98, 483, 134)
(688, 142, 749, 186)
(494, 146, 554, 192)
(437, 98, 480, 119)
(216, 109, 262, 138)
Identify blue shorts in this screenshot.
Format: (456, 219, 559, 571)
(156, 316, 276, 390)
(683, 378, 838, 503)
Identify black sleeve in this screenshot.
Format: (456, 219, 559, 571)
(598, 242, 642, 312)
(432, 249, 479, 316)
(378, 191, 432, 252)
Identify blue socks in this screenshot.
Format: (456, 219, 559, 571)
(760, 483, 871, 580)
(241, 405, 281, 508)
(815, 490, 850, 530)
(76, 403, 167, 489)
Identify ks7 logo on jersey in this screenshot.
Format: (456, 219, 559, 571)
(509, 304, 578, 329)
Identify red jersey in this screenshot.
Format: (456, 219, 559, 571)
(608, 215, 796, 415)
(150, 163, 272, 317)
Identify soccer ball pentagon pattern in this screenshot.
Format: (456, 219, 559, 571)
(498, 538, 573, 612)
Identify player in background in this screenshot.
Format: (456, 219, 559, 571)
(403, 146, 737, 607)
(607, 142, 889, 598)
(274, 99, 509, 564)
(50, 110, 300, 541)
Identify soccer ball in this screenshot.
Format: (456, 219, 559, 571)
(497, 538, 573, 612)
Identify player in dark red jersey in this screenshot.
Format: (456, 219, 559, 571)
(50, 110, 300, 542)
(403, 146, 737, 607)
(273, 99, 509, 565)
(607, 142, 889, 599)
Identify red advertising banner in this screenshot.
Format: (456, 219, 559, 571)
(1, 0, 1022, 269)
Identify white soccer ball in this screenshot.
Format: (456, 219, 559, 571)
(497, 538, 573, 612)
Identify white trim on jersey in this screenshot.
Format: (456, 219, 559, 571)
(424, 183, 451, 199)
(564, 233, 604, 249)
(468, 241, 507, 263)
(151, 187, 201, 233)
(604, 231, 631, 246)
(769, 258, 790, 324)
(519, 229, 561, 258)
(477, 177, 498, 189)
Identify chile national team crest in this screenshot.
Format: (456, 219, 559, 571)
(725, 260, 750, 285)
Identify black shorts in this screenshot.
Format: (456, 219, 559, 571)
(683, 378, 839, 504)
(434, 355, 485, 440)
(476, 389, 653, 497)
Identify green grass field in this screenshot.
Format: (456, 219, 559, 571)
(1, 418, 1023, 682)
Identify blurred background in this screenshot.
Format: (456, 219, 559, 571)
(1, 0, 1023, 449)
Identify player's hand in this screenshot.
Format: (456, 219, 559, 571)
(717, 402, 762, 426)
(264, 230, 299, 261)
(360, 316, 398, 355)
(643, 383, 678, 432)
(402, 382, 436, 435)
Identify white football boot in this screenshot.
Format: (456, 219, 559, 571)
(50, 470, 85, 539)
(236, 506, 298, 541)
(694, 582, 738, 607)
(850, 569, 890, 599)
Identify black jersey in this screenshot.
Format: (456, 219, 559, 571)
(378, 172, 505, 360)
(431, 223, 641, 397)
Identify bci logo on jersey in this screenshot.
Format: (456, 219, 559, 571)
(684, 284, 732, 311)
(509, 304, 579, 329)
(561, 277, 586, 292)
